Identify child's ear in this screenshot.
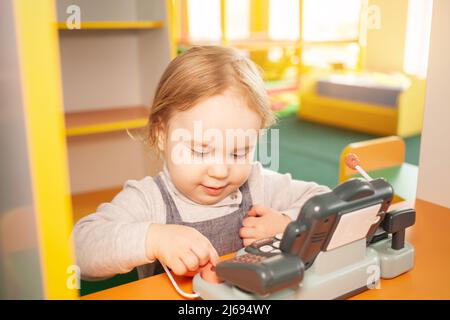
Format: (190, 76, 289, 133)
(156, 125, 166, 152)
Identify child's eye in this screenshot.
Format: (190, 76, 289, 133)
(191, 148, 210, 157)
(231, 152, 248, 159)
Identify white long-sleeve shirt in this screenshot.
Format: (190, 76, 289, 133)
(72, 161, 330, 279)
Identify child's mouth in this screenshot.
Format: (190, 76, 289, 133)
(201, 184, 227, 196)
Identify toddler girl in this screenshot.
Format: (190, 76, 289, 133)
(73, 46, 330, 280)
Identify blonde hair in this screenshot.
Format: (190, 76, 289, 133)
(145, 46, 276, 151)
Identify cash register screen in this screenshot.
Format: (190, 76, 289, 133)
(325, 203, 382, 251)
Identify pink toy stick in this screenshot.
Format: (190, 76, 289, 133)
(345, 153, 372, 181)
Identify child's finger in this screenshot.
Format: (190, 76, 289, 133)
(180, 251, 200, 272)
(200, 263, 223, 284)
(243, 238, 256, 246)
(208, 244, 219, 266)
(247, 208, 258, 217)
(242, 216, 257, 227)
(191, 245, 210, 268)
(169, 257, 188, 276)
(250, 204, 270, 217)
(239, 226, 256, 238)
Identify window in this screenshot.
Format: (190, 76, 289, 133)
(187, 0, 221, 41)
(403, 0, 433, 77)
(268, 0, 300, 40)
(302, 0, 362, 42)
(302, 0, 362, 68)
(186, 0, 250, 41)
(226, 0, 250, 40)
(184, 0, 364, 70)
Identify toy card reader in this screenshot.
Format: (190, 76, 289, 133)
(193, 154, 416, 299)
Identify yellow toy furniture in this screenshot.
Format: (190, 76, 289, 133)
(298, 70, 426, 137)
(339, 136, 418, 203)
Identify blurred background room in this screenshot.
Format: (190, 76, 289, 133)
(2, 0, 449, 299)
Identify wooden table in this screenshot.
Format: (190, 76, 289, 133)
(82, 199, 450, 300)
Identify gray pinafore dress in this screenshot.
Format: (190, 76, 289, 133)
(136, 175, 253, 278)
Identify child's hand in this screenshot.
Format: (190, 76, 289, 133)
(146, 224, 219, 276)
(240, 204, 292, 246)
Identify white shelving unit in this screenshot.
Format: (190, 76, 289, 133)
(56, 0, 172, 219)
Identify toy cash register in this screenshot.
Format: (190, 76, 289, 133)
(192, 154, 416, 299)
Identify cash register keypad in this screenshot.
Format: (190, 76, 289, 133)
(245, 233, 284, 256)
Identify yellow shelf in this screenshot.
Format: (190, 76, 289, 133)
(65, 106, 149, 137)
(231, 39, 301, 50)
(178, 39, 301, 51)
(72, 186, 122, 223)
(58, 20, 164, 30)
(302, 39, 359, 46)
(178, 38, 358, 51)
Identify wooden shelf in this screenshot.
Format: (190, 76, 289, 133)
(178, 39, 301, 51)
(178, 38, 359, 51)
(65, 106, 149, 136)
(231, 39, 301, 50)
(302, 39, 359, 46)
(58, 20, 164, 30)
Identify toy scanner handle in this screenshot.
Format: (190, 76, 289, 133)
(334, 179, 375, 202)
(345, 153, 372, 181)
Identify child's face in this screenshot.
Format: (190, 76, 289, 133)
(161, 89, 262, 205)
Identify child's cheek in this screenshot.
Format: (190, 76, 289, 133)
(230, 163, 253, 185)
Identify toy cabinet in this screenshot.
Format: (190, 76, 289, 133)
(56, 0, 173, 221)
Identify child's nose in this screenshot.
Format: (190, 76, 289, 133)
(207, 163, 229, 179)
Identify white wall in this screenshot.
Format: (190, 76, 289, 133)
(417, 0, 450, 208)
(365, 0, 408, 72)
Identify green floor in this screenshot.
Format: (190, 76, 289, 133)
(257, 114, 421, 189)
